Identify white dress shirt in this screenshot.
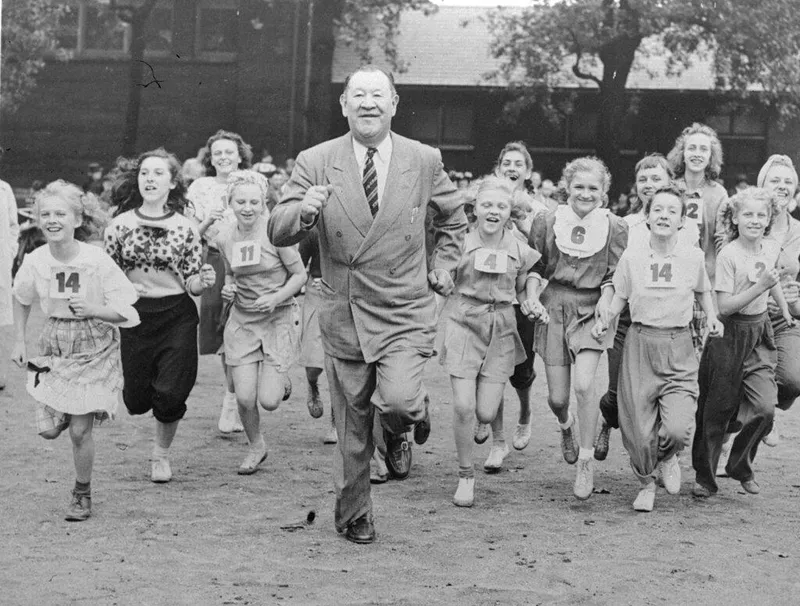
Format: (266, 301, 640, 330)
(352, 135, 393, 208)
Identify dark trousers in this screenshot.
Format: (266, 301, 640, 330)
(692, 313, 777, 492)
(120, 294, 199, 424)
(325, 349, 430, 531)
(509, 305, 536, 390)
(599, 308, 631, 429)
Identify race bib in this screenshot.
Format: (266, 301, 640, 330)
(473, 249, 508, 274)
(553, 206, 610, 258)
(49, 267, 86, 299)
(645, 261, 676, 289)
(231, 240, 261, 268)
(748, 259, 768, 283)
(684, 196, 704, 228)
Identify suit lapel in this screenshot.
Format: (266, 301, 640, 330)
(326, 135, 373, 238)
(355, 134, 419, 260)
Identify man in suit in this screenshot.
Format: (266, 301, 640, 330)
(268, 65, 466, 544)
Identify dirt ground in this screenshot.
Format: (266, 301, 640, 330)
(1, 304, 800, 606)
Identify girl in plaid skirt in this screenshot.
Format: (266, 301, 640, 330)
(11, 181, 139, 522)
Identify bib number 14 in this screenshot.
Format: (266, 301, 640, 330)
(646, 262, 675, 288)
(49, 268, 86, 299)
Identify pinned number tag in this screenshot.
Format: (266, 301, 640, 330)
(684, 196, 704, 227)
(645, 262, 676, 289)
(748, 260, 767, 283)
(566, 224, 604, 254)
(474, 249, 508, 274)
(231, 240, 261, 268)
(49, 267, 86, 299)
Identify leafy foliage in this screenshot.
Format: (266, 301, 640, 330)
(1, 0, 70, 115)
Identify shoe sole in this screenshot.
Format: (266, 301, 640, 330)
(64, 513, 91, 521)
(238, 452, 268, 475)
(344, 534, 376, 545)
(370, 475, 389, 484)
(452, 498, 474, 507)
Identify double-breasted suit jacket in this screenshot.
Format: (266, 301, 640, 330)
(268, 132, 467, 363)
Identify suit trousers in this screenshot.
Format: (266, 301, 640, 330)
(692, 313, 777, 493)
(326, 348, 430, 530)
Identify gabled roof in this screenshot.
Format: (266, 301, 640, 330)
(331, 6, 716, 91)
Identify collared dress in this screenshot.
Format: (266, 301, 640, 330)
(439, 228, 539, 382)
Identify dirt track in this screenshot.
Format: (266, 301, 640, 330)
(1, 304, 799, 605)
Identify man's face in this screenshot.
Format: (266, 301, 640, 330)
(340, 70, 398, 146)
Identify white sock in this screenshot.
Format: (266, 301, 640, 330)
(579, 447, 594, 460)
(558, 412, 574, 430)
(152, 445, 170, 460)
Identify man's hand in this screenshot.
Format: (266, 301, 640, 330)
(199, 264, 217, 289)
(428, 269, 454, 297)
(301, 185, 333, 224)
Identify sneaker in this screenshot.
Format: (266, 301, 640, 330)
(218, 392, 244, 433)
(452, 477, 475, 507)
(741, 478, 761, 494)
(573, 458, 594, 500)
(633, 483, 656, 512)
(238, 441, 268, 475)
(323, 425, 338, 445)
(512, 423, 531, 451)
(660, 454, 681, 495)
(283, 376, 293, 402)
(306, 385, 324, 419)
(691, 482, 712, 498)
(762, 417, 779, 447)
(151, 458, 172, 483)
(474, 421, 490, 445)
(64, 491, 92, 522)
(483, 443, 510, 473)
(594, 421, 611, 461)
(560, 417, 578, 465)
(716, 434, 734, 477)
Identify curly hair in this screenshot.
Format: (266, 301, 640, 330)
(111, 148, 191, 217)
(561, 156, 612, 206)
(226, 170, 270, 205)
(719, 187, 779, 243)
(34, 180, 108, 242)
(666, 123, 723, 181)
(201, 130, 253, 177)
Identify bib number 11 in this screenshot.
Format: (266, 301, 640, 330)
(231, 240, 260, 268)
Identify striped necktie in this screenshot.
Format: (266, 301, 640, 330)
(363, 147, 379, 217)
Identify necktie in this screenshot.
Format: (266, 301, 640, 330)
(363, 147, 379, 217)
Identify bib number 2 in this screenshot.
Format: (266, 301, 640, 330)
(748, 261, 767, 283)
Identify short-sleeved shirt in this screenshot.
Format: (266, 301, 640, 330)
(715, 238, 781, 315)
(529, 209, 628, 290)
(614, 241, 709, 327)
(216, 216, 302, 311)
(453, 229, 540, 305)
(625, 212, 700, 251)
(679, 179, 728, 285)
(767, 218, 800, 319)
(13, 241, 139, 326)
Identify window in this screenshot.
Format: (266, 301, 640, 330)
(54, 0, 175, 58)
(408, 103, 474, 150)
(706, 108, 768, 186)
(196, 0, 239, 58)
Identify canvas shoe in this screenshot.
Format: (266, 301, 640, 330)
(762, 417, 780, 447)
(512, 423, 531, 450)
(218, 392, 244, 433)
(660, 454, 681, 495)
(483, 443, 510, 473)
(151, 458, 172, 483)
(452, 477, 475, 507)
(573, 458, 594, 500)
(64, 491, 91, 522)
(323, 425, 338, 445)
(633, 483, 656, 512)
(716, 433, 734, 477)
(238, 440, 268, 475)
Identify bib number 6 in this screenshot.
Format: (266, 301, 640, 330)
(571, 226, 585, 245)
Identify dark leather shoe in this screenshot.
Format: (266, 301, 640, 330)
(344, 513, 375, 544)
(594, 421, 611, 461)
(414, 397, 431, 445)
(383, 429, 412, 480)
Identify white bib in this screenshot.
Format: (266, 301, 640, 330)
(473, 249, 508, 274)
(49, 266, 86, 299)
(553, 206, 610, 258)
(645, 260, 677, 289)
(747, 258, 769, 283)
(684, 195, 704, 230)
(231, 240, 261, 268)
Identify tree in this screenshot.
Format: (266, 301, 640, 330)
(1, 0, 69, 116)
(487, 0, 800, 188)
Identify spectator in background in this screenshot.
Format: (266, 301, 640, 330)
(181, 148, 207, 187)
(266, 168, 289, 212)
(729, 173, 749, 197)
(82, 162, 104, 196)
(536, 178, 559, 212)
(0, 146, 20, 389)
(284, 157, 296, 175)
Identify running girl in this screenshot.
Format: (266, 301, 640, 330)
(216, 170, 306, 474)
(12, 181, 139, 521)
(591, 185, 722, 512)
(692, 187, 793, 497)
(106, 148, 216, 484)
(525, 157, 628, 500)
(439, 177, 543, 507)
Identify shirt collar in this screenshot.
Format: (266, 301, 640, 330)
(646, 239, 687, 259)
(464, 229, 519, 259)
(352, 134, 393, 165)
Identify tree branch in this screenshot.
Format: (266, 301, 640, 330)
(569, 31, 601, 86)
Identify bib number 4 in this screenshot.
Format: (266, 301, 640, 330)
(473, 249, 508, 274)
